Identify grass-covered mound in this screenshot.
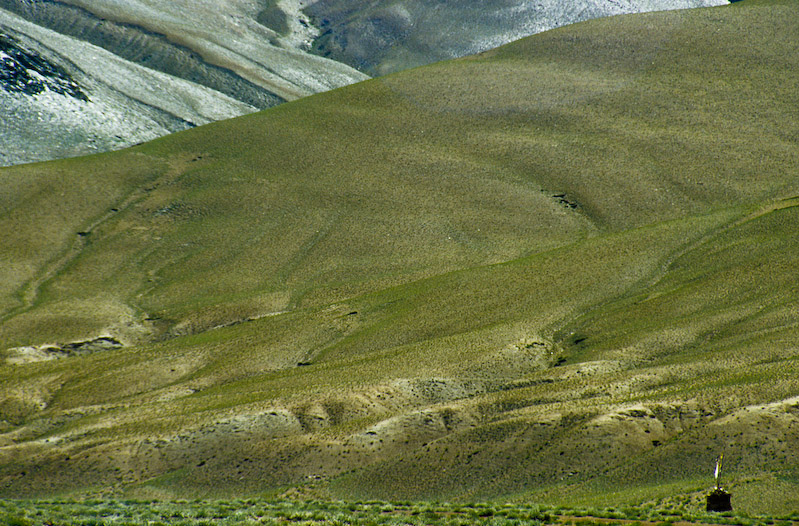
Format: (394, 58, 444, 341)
(1, 0, 798, 513)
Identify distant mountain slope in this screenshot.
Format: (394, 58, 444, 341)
(1, 0, 798, 513)
(0, 12, 257, 166)
(306, 0, 729, 75)
(0, 0, 367, 101)
(0, 0, 729, 167)
(0, 0, 368, 166)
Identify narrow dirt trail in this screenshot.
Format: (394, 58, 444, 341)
(0, 153, 200, 326)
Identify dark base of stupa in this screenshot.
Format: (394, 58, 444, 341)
(706, 489, 732, 512)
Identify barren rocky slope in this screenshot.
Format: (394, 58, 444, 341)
(0, 12, 257, 166)
(306, 0, 729, 75)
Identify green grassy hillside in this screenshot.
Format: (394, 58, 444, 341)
(1, 0, 798, 514)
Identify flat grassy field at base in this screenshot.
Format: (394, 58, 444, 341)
(2, 499, 796, 526)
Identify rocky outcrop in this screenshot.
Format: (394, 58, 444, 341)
(0, 32, 87, 100)
(5, 336, 123, 364)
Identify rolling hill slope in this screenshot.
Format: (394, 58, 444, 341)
(1, 0, 798, 513)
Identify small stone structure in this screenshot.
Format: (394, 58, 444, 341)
(706, 454, 732, 512)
